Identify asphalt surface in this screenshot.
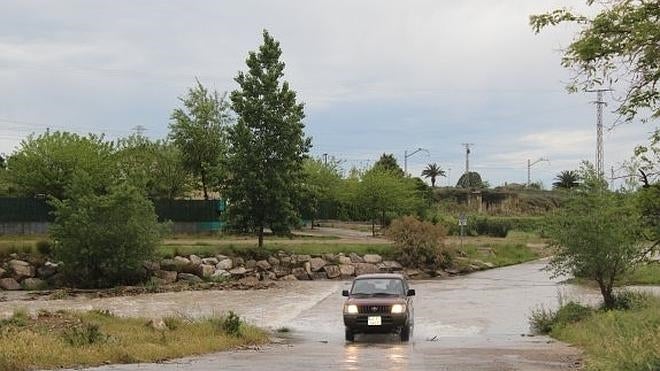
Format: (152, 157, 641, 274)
(44, 259, 615, 371)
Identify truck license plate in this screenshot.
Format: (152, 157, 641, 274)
(368, 316, 382, 326)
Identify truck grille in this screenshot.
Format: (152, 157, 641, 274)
(356, 315, 394, 326)
(357, 305, 391, 314)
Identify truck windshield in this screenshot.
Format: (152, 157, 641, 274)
(351, 278, 404, 296)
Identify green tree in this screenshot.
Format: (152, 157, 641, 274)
(299, 158, 342, 229)
(169, 80, 230, 200)
(373, 153, 404, 177)
(635, 128, 659, 185)
(5, 131, 115, 199)
(225, 30, 311, 246)
(553, 170, 580, 189)
(421, 163, 446, 187)
(545, 165, 648, 308)
(530, 1, 660, 122)
(354, 168, 421, 236)
(49, 177, 161, 288)
(456, 171, 484, 188)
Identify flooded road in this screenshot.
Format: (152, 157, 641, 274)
(3, 259, 641, 370)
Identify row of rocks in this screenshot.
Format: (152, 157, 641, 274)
(0, 258, 56, 290)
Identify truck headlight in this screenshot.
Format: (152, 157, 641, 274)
(345, 304, 358, 314)
(391, 304, 406, 314)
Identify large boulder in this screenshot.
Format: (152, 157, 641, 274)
(239, 276, 259, 287)
(177, 273, 203, 284)
(267, 256, 280, 266)
(339, 264, 355, 277)
(37, 262, 59, 279)
(143, 260, 160, 272)
(245, 260, 257, 269)
(8, 260, 35, 279)
(311, 272, 328, 280)
(279, 256, 293, 266)
(378, 261, 403, 272)
(211, 269, 231, 280)
(323, 265, 341, 279)
(229, 267, 248, 276)
(256, 260, 272, 271)
(322, 253, 337, 263)
(155, 270, 178, 284)
(363, 254, 383, 264)
(0, 278, 21, 290)
(216, 258, 233, 270)
(189, 255, 202, 266)
(355, 263, 378, 276)
(309, 257, 326, 272)
(294, 255, 311, 264)
(233, 257, 245, 266)
(21, 278, 46, 290)
(338, 256, 352, 265)
(0, 267, 6, 277)
(202, 257, 219, 266)
(160, 259, 178, 271)
(272, 266, 291, 278)
(197, 264, 215, 278)
(291, 267, 309, 280)
(349, 253, 363, 263)
(260, 271, 277, 281)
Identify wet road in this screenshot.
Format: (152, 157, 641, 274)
(5, 260, 641, 370)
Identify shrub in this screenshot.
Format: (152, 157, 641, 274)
(607, 290, 653, 311)
(62, 323, 107, 346)
(385, 216, 451, 269)
(529, 306, 557, 334)
(35, 240, 52, 256)
(529, 302, 592, 334)
(220, 311, 242, 337)
(50, 181, 162, 288)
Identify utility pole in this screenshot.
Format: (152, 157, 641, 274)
(462, 143, 474, 174)
(527, 158, 549, 186)
(322, 153, 328, 166)
(404, 147, 428, 176)
(447, 168, 451, 186)
(132, 125, 147, 136)
(587, 89, 611, 177)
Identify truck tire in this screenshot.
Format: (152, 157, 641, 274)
(400, 325, 410, 342)
(345, 328, 355, 342)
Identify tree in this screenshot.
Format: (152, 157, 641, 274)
(635, 128, 659, 185)
(530, 1, 660, 123)
(456, 171, 484, 188)
(169, 80, 230, 200)
(421, 163, 446, 187)
(553, 170, 580, 189)
(49, 176, 161, 288)
(298, 158, 342, 229)
(5, 131, 115, 199)
(545, 165, 648, 308)
(373, 153, 404, 177)
(225, 30, 311, 246)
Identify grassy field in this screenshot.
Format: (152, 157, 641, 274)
(549, 295, 660, 371)
(565, 262, 660, 287)
(0, 309, 268, 371)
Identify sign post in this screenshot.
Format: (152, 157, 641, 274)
(458, 213, 467, 249)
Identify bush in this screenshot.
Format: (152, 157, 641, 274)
(35, 240, 52, 256)
(529, 302, 593, 334)
(209, 311, 242, 337)
(62, 323, 107, 346)
(607, 290, 653, 311)
(50, 181, 162, 288)
(385, 216, 451, 269)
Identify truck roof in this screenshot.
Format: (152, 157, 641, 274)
(354, 273, 405, 280)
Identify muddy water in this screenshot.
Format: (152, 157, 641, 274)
(2, 259, 655, 370)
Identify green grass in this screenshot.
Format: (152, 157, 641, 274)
(565, 262, 660, 287)
(550, 296, 660, 371)
(0, 309, 268, 370)
(459, 243, 540, 267)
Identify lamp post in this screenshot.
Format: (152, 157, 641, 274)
(404, 147, 428, 176)
(527, 158, 549, 186)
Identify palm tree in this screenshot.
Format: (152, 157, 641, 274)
(553, 170, 580, 189)
(421, 163, 446, 187)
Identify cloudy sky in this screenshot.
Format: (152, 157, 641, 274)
(0, 0, 656, 187)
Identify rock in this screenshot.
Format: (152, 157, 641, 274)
(279, 256, 293, 266)
(202, 257, 219, 266)
(434, 270, 449, 278)
(143, 260, 160, 272)
(295, 254, 311, 263)
(0, 278, 21, 290)
(303, 261, 312, 275)
(323, 265, 341, 279)
(279, 274, 298, 281)
(260, 271, 277, 281)
(349, 253, 364, 263)
(174, 256, 191, 266)
(215, 254, 229, 261)
(404, 268, 421, 277)
(211, 269, 231, 280)
(229, 267, 247, 276)
(216, 258, 233, 270)
(339, 264, 355, 277)
(147, 318, 168, 331)
(379, 261, 403, 271)
(239, 276, 259, 287)
(309, 257, 327, 272)
(363, 254, 383, 264)
(160, 259, 179, 271)
(354, 263, 378, 276)
(272, 266, 291, 277)
(197, 264, 215, 278)
(256, 260, 272, 271)
(483, 262, 495, 268)
(444, 268, 461, 275)
(291, 267, 309, 280)
(177, 273, 203, 284)
(8, 259, 35, 279)
(189, 255, 202, 266)
(21, 278, 46, 290)
(322, 253, 337, 263)
(267, 256, 280, 266)
(245, 259, 257, 269)
(155, 270, 178, 284)
(233, 257, 245, 266)
(311, 272, 328, 280)
(338, 256, 352, 265)
(0, 267, 6, 277)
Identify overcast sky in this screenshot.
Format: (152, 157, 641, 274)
(0, 0, 656, 187)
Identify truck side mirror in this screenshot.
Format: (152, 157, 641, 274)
(342, 290, 349, 297)
(407, 289, 416, 297)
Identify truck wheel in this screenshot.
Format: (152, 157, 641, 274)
(345, 328, 355, 342)
(400, 325, 410, 342)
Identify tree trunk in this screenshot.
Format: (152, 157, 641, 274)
(310, 216, 315, 230)
(431, 177, 436, 188)
(258, 225, 264, 248)
(201, 171, 209, 200)
(597, 278, 615, 309)
(372, 218, 376, 237)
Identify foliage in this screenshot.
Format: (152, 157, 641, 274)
(372, 153, 404, 177)
(529, 301, 593, 335)
(553, 170, 580, 189)
(62, 323, 107, 347)
(385, 216, 451, 269)
(35, 239, 52, 256)
(219, 311, 242, 337)
(225, 30, 311, 246)
(169, 80, 230, 200)
(421, 163, 445, 188)
(634, 128, 659, 184)
(544, 165, 649, 308)
(456, 171, 484, 188)
(530, 1, 660, 122)
(49, 179, 161, 288)
(298, 158, 342, 226)
(5, 131, 115, 199)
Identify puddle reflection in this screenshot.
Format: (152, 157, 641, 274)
(343, 336, 410, 370)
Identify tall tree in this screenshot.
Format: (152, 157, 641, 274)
(421, 163, 446, 187)
(373, 153, 405, 177)
(225, 30, 311, 247)
(553, 170, 580, 189)
(169, 80, 230, 200)
(298, 158, 342, 229)
(530, 1, 660, 123)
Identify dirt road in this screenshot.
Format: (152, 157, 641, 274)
(5, 259, 629, 370)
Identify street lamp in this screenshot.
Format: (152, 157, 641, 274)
(404, 147, 429, 176)
(527, 158, 549, 186)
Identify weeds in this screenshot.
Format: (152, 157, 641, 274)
(62, 323, 108, 346)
